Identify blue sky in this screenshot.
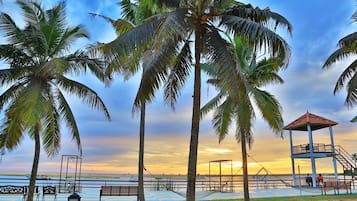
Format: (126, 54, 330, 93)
(0, 0, 356, 175)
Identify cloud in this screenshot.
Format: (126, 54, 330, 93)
(1, 0, 357, 176)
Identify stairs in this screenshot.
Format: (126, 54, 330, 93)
(334, 145, 356, 174)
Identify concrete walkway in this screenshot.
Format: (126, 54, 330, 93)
(0, 188, 355, 201)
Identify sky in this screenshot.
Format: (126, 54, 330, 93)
(0, 0, 356, 177)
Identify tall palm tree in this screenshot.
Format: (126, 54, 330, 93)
(92, 1, 169, 200)
(107, 1, 291, 200)
(323, 7, 357, 122)
(0, 1, 110, 201)
(201, 36, 285, 201)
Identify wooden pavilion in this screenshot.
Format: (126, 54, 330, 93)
(283, 112, 339, 187)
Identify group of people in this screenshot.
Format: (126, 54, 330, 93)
(305, 174, 323, 187)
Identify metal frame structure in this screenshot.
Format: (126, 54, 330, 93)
(59, 155, 82, 193)
(208, 159, 233, 192)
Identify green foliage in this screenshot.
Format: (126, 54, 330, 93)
(201, 36, 286, 201)
(0, 0, 110, 160)
(202, 36, 285, 144)
(0, 1, 111, 200)
(105, 1, 291, 201)
(324, 7, 357, 121)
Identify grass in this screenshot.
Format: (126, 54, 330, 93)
(218, 194, 357, 201)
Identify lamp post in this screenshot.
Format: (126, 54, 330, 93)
(68, 192, 81, 201)
(352, 153, 357, 174)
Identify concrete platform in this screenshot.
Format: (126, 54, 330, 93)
(0, 188, 356, 201)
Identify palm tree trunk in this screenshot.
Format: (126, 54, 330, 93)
(241, 133, 250, 201)
(138, 103, 146, 201)
(27, 124, 40, 201)
(186, 28, 202, 201)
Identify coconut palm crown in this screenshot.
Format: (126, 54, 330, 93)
(201, 36, 285, 200)
(0, 1, 110, 201)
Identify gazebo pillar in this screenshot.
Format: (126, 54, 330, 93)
(307, 124, 317, 187)
(329, 126, 339, 182)
(289, 130, 296, 186)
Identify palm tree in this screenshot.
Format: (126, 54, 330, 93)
(201, 36, 286, 201)
(0, 1, 110, 201)
(323, 8, 357, 122)
(91, 1, 169, 200)
(107, 1, 291, 200)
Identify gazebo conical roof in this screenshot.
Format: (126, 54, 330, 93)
(283, 111, 337, 131)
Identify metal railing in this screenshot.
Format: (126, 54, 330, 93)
(335, 145, 356, 170)
(2, 174, 354, 194)
(292, 143, 333, 155)
(0, 175, 294, 193)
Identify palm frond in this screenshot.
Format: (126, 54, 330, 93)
(212, 99, 234, 142)
(206, 27, 246, 99)
(0, 81, 26, 111)
(89, 13, 135, 36)
(0, 13, 28, 46)
(42, 2, 71, 57)
(251, 87, 283, 133)
(338, 32, 357, 47)
(89, 12, 117, 27)
(132, 50, 169, 111)
(0, 106, 25, 151)
(345, 73, 357, 107)
(15, 81, 48, 127)
(133, 34, 182, 111)
(323, 46, 357, 68)
(154, 0, 180, 8)
(119, 0, 137, 24)
(66, 50, 107, 83)
(200, 91, 226, 118)
(106, 47, 144, 80)
(333, 59, 357, 93)
(51, 25, 89, 57)
(17, 0, 43, 26)
(152, 8, 189, 51)
(0, 67, 29, 84)
(107, 16, 161, 59)
(0, 44, 34, 68)
(221, 15, 291, 67)
(57, 76, 111, 121)
(56, 88, 82, 154)
(224, 4, 292, 34)
(42, 93, 60, 157)
(251, 57, 284, 86)
(201, 63, 218, 77)
(210, 0, 238, 11)
(351, 115, 357, 122)
(164, 39, 192, 109)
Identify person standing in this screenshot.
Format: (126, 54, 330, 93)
(305, 174, 313, 187)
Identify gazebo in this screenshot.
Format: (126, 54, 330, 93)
(283, 112, 338, 187)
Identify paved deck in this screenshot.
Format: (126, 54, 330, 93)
(0, 188, 356, 201)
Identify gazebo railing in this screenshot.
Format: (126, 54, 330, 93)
(292, 143, 333, 155)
